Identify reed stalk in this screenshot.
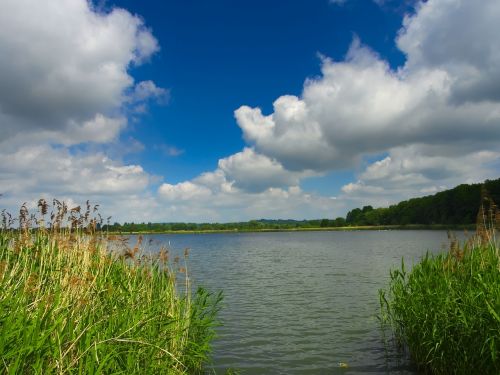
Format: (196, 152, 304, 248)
(380, 194, 500, 374)
(0, 200, 222, 374)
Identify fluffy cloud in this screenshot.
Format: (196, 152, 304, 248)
(341, 146, 500, 207)
(0, 0, 163, 222)
(397, 0, 500, 104)
(158, 169, 341, 222)
(155, 147, 343, 221)
(159, 182, 212, 201)
(127, 80, 169, 114)
(0, 145, 150, 196)
(157, 147, 313, 210)
(155, 0, 500, 220)
(0, 0, 162, 146)
(0, 143, 159, 223)
(218, 148, 312, 193)
(232, 0, 500, 207)
(236, 44, 452, 171)
(130, 80, 168, 102)
(236, 36, 500, 173)
(3, 0, 500, 223)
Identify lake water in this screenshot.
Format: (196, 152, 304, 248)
(138, 230, 457, 374)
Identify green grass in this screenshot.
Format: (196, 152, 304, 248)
(380, 229, 500, 374)
(0, 202, 222, 374)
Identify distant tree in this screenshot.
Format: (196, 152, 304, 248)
(346, 208, 363, 224)
(341, 179, 498, 226)
(333, 217, 346, 227)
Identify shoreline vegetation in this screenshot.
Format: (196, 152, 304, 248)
(0, 200, 222, 374)
(102, 178, 500, 235)
(1, 177, 499, 373)
(106, 224, 476, 235)
(380, 195, 500, 373)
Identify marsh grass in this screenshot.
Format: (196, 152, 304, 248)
(380, 193, 500, 374)
(0, 199, 222, 374)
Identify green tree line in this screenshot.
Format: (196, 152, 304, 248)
(102, 178, 500, 232)
(102, 218, 348, 233)
(345, 178, 500, 226)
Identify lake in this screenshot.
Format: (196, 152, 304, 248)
(138, 230, 457, 374)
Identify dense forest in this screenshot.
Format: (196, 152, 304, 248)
(102, 178, 500, 232)
(344, 178, 500, 226)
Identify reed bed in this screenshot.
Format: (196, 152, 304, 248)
(380, 196, 500, 374)
(0, 200, 222, 374)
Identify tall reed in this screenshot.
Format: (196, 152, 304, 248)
(0, 200, 222, 374)
(379, 194, 500, 374)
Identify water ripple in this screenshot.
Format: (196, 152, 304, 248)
(139, 230, 453, 374)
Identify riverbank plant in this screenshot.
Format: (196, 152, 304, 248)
(0, 200, 222, 374)
(380, 195, 500, 374)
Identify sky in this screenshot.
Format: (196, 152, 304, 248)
(1, 0, 500, 223)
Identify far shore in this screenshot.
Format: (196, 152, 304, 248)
(107, 224, 475, 235)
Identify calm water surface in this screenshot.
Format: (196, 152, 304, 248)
(140, 230, 456, 374)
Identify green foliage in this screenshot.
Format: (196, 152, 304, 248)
(346, 178, 500, 226)
(0, 205, 222, 374)
(103, 178, 500, 232)
(103, 217, 349, 232)
(380, 236, 500, 374)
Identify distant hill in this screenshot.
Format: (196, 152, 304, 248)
(344, 178, 500, 226)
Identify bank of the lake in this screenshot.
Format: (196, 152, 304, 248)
(0, 221, 221, 374)
(138, 229, 463, 374)
(381, 224, 500, 374)
(109, 223, 475, 235)
(3, 216, 489, 374)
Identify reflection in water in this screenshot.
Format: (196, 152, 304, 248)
(135, 230, 457, 374)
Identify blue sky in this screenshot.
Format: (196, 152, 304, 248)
(114, 0, 406, 183)
(1, 0, 500, 222)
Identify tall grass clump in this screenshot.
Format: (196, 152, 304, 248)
(380, 193, 500, 374)
(0, 199, 222, 374)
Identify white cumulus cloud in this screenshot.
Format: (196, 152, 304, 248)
(0, 0, 164, 222)
(154, 0, 500, 221)
(230, 0, 500, 209)
(341, 145, 500, 207)
(156, 0, 500, 219)
(0, 0, 163, 146)
(3, 0, 500, 222)
(218, 148, 312, 193)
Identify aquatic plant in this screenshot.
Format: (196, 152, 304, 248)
(0, 200, 222, 374)
(380, 193, 500, 374)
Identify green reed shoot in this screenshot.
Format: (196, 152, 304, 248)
(380, 194, 500, 374)
(0, 199, 222, 374)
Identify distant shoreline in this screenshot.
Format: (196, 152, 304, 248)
(107, 224, 475, 235)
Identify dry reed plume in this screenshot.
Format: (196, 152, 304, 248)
(0, 199, 222, 374)
(380, 185, 500, 374)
